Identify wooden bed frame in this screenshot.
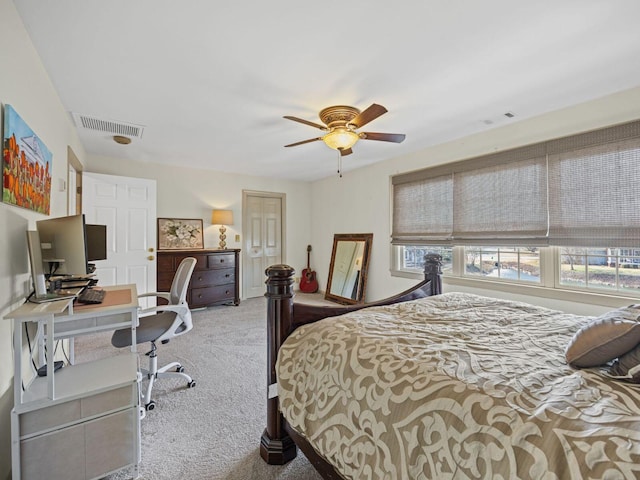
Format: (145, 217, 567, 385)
(260, 254, 443, 478)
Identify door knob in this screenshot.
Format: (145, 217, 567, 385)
(148, 247, 155, 252)
(148, 255, 155, 261)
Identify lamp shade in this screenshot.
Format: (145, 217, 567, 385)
(211, 209, 233, 226)
(323, 128, 360, 150)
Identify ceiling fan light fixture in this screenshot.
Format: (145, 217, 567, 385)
(322, 128, 359, 151)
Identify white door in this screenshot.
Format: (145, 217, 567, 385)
(82, 172, 157, 297)
(243, 191, 284, 298)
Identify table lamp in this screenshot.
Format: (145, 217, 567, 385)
(211, 209, 233, 249)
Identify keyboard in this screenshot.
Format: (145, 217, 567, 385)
(77, 288, 106, 304)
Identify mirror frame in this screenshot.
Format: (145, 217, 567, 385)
(325, 233, 373, 305)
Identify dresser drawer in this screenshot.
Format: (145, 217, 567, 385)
(192, 284, 235, 305)
(157, 272, 174, 291)
(157, 255, 175, 273)
(173, 253, 208, 270)
(190, 268, 235, 288)
(208, 253, 236, 270)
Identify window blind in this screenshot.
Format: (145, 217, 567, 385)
(392, 173, 453, 244)
(548, 127, 640, 247)
(392, 119, 640, 247)
(452, 156, 548, 245)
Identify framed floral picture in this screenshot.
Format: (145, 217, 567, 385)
(157, 218, 204, 250)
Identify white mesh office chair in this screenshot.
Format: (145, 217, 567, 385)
(112, 257, 197, 411)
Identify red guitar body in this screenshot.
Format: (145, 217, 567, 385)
(300, 245, 319, 293)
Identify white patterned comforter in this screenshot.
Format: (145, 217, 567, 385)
(276, 292, 640, 479)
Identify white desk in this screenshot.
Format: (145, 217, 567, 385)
(4, 284, 141, 480)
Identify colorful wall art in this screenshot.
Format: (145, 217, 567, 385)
(2, 104, 52, 214)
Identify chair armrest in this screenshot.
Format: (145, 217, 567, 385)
(138, 292, 171, 301)
(139, 303, 189, 317)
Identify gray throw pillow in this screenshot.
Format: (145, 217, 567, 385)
(609, 344, 640, 383)
(565, 304, 640, 368)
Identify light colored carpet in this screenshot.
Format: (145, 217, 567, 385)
(75, 297, 322, 480)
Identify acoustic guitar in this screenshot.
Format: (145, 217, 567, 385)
(300, 245, 319, 293)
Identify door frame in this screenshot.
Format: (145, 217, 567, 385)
(242, 190, 286, 299)
(67, 146, 83, 215)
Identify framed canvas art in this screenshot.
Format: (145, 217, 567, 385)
(157, 218, 204, 250)
(2, 105, 52, 214)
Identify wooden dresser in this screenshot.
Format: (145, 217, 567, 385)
(157, 249, 240, 308)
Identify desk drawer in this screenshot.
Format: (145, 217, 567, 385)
(20, 399, 81, 436)
(190, 268, 235, 288)
(20, 407, 137, 480)
(20, 385, 135, 436)
(82, 385, 135, 418)
(20, 421, 85, 480)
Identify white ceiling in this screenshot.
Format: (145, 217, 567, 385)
(13, 0, 640, 181)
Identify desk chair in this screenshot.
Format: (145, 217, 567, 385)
(112, 257, 197, 411)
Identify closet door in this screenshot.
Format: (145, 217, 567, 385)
(243, 192, 284, 298)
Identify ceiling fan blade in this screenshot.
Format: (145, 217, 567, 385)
(349, 104, 388, 129)
(283, 116, 327, 130)
(361, 132, 406, 143)
(339, 147, 353, 156)
(284, 137, 323, 147)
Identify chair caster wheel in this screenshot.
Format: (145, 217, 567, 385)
(145, 401, 156, 411)
(188, 380, 196, 388)
(176, 366, 185, 373)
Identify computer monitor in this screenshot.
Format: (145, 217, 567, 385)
(85, 224, 107, 261)
(36, 214, 89, 276)
(26, 230, 48, 297)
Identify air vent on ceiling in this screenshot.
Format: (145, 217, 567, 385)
(71, 112, 145, 138)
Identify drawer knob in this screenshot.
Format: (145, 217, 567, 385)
(225, 274, 230, 278)
(198, 294, 202, 298)
(225, 290, 230, 295)
(220, 259, 225, 263)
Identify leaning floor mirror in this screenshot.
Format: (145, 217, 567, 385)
(325, 233, 373, 305)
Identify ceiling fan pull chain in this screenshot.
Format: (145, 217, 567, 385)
(337, 150, 342, 178)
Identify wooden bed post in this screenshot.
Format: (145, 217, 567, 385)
(424, 253, 443, 296)
(260, 264, 297, 465)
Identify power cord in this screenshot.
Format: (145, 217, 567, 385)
(24, 322, 39, 372)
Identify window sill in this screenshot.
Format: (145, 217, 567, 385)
(443, 275, 636, 309)
(390, 269, 636, 309)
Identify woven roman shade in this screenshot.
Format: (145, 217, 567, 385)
(392, 173, 453, 244)
(392, 119, 640, 247)
(548, 122, 640, 247)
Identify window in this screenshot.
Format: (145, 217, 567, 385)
(464, 247, 540, 283)
(560, 248, 640, 295)
(391, 119, 640, 300)
(401, 246, 453, 274)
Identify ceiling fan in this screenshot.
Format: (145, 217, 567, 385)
(283, 103, 406, 157)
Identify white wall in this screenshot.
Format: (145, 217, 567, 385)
(310, 86, 640, 314)
(0, 0, 89, 476)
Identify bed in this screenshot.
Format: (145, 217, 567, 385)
(260, 256, 640, 479)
